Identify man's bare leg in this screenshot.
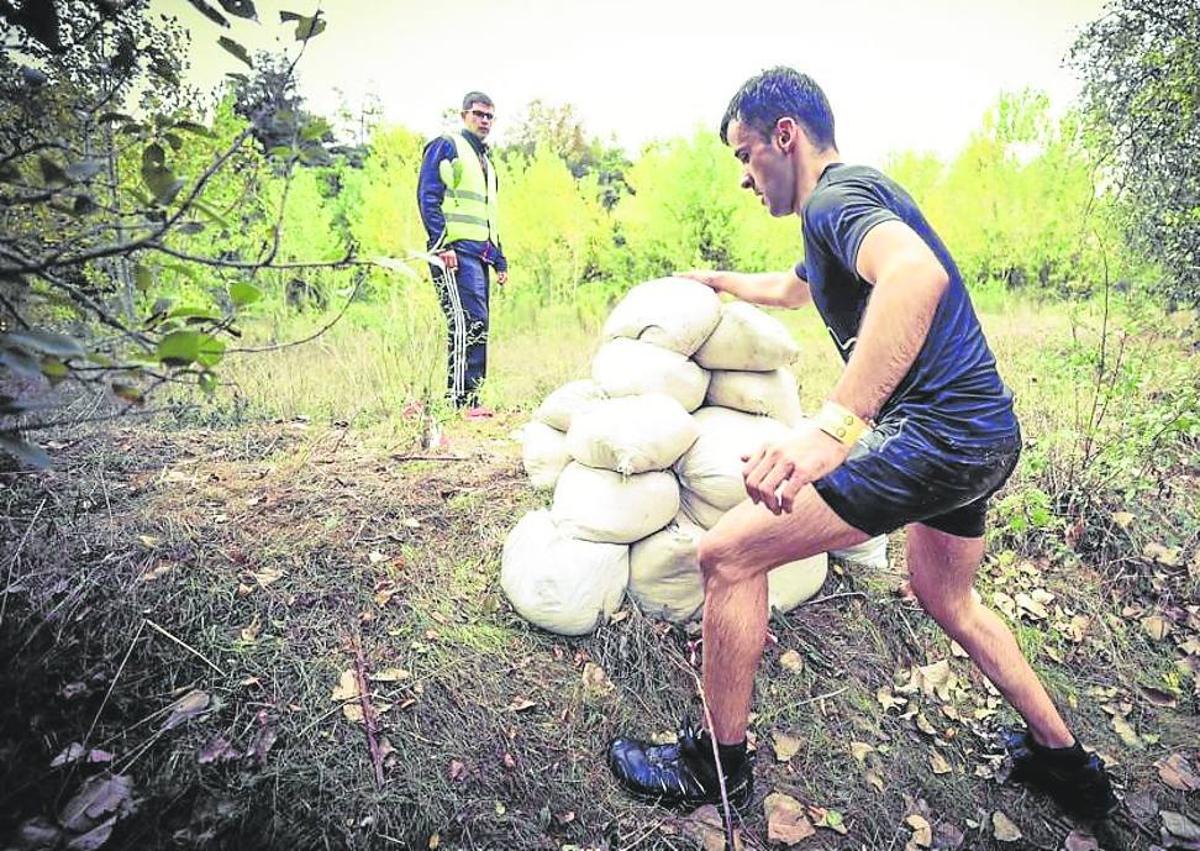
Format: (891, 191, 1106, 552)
(905, 522, 1073, 747)
(698, 485, 868, 744)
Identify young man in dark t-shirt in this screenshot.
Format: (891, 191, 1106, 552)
(607, 67, 1117, 821)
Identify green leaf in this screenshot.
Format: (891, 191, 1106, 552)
(185, 0, 231, 28)
(279, 10, 325, 40)
(140, 143, 183, 203)
(163, 132, 184, 151)
(156, 330, 225, 367)
(196, 335, 226, 367)
(156, 330, 202, 366)
(229, 282, 262, 307)
(134, 265, 153, 292)
(191, 198, 231, 229)
(40, 356, 68, 381)
(168, 305, 221, 321)
(0, 432, 50, 469)
(217, 36, 253, 68)
(98, 112, 136, 124)
(2, 330, 86, 358)
(198, 371, 218, 394)
(172, 120, 215, 138)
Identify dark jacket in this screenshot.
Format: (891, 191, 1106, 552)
(417, 129, 507, 272)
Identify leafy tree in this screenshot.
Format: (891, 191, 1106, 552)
(502, 99, 631, 208)
(1071, 0, 1200, 308)
(0, 0, 356, 466)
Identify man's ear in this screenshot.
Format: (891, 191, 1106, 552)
(776, 117, 799, 151)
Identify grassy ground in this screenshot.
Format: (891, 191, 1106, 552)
(1, 297, 1197, 850)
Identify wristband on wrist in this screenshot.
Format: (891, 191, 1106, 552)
(813, 400, 870, 446)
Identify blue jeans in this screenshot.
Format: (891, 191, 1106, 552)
(431, 253, 489, 407)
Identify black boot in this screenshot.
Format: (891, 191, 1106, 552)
(607, 719, 753, 808)
(1002, 728, 1118, 820)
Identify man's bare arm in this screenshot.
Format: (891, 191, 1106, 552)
(681, 269, 811, 308)
(829, 220, 949, 421)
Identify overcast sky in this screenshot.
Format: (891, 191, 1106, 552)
(167, 0, 1109, 166)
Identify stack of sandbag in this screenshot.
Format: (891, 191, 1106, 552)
(504, 276, 888, 635)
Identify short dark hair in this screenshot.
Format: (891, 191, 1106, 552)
(462, 91, 494, 111)
(719, 67, 836, 151)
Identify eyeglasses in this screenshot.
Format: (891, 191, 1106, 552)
(468, 109, 494, 120)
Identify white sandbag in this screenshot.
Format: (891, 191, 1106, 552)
(551, 462, 680, 544)
(601, 276, 722, 356)
(534, 379, 607, 432)
(831, 534, 889, 569)
(520, 421, 571, 490)
(679, 487, 727, 530)
(628, 514, 705, 621)
(705, 368, 803, 426)
(674, 407, 792, 509)
(767, 553, 829, 613)
(567, 394, 698, 474)
(693, 300, 800, 370)
(500, 510, 629, 636)
(592, 338, 710, 412)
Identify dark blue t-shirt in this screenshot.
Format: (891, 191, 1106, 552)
(797, 163, 1017, 443)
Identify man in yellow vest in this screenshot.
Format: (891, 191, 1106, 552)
(417, 91, 508, 418)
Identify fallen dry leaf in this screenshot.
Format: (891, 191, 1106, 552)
(331, 670, 359, 702)
(772, 731, 802, 762)
(1143, 542, 1181, 567)
(1110, 714, 1142, 749)
(991, 811, 1021, 843)
(1142, 614, 1172, 640)
(778, 649, 804, 673)
(897, 659, 956, 701)
(369, 667, 411, 682)
(247, 710, 276, 765)
(850, 741, 874, 763)
(1111, 511, 1134, 529)
(581, 662, 613, 693)
(197, 734, 239, 764)
(929, 752, 952, 775)
(1014, 591, 1049, 621)
(1161, 810, 1200, 843)
(1064, 830, 1100, 851)
(905, 813, 932, 850)
(251, 566, 282, 588)
(684, 804, 745, 851)
(1155, 753, 1200, 792)
(58, 773, 134, 833)
(161, 690, 211, 732)
(764, 792, 815, 845)
(65, 816, 117, 851)
(448, 759, 467, 782)
(506, 697, 537, 712)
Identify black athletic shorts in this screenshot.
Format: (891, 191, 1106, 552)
(812, 411, 1022, 539)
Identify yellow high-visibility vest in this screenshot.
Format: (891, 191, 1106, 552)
(437, 133, 500, 245)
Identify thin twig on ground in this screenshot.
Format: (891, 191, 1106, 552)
(352, 631, 385, 787)
(144, 617, 226, 677)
